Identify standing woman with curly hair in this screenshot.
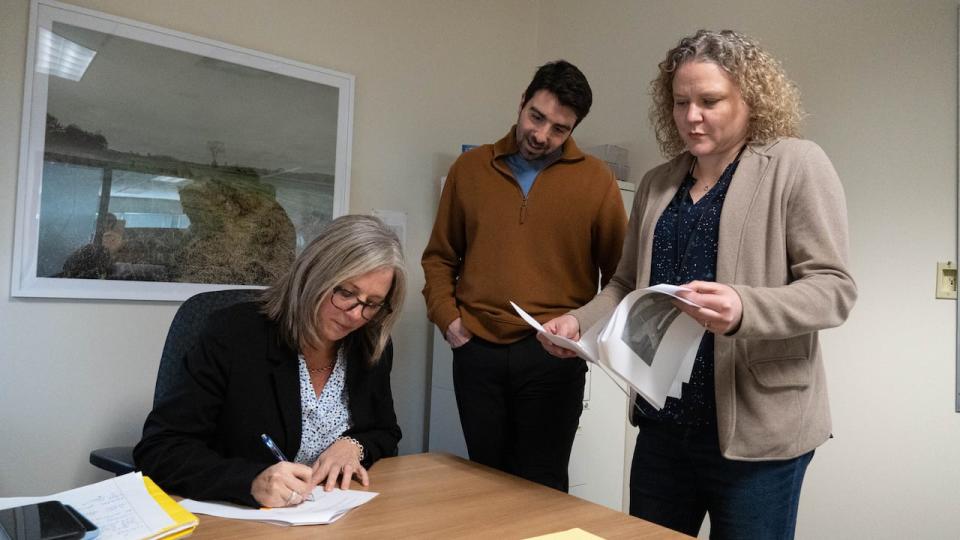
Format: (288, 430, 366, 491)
(539, 30, 856, 538)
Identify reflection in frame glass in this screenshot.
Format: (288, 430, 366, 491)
(12, 0, 354, 300)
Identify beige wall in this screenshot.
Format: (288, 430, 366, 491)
(537, 1, 959, 538)
(2, 0, 958, 538)
(0, 0, 537, 494)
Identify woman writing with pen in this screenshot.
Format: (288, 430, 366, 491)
(134, 215, 405, 508)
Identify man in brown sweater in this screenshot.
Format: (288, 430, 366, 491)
(421, 60, 626, 491)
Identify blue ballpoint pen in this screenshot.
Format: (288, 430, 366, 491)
(260, 433, 289, 462)
(260, 433, 314, 502)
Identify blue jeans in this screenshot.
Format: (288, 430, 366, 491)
(630, 417, 813, 539)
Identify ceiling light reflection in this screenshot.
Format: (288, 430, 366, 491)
(37, 28, 96, 82)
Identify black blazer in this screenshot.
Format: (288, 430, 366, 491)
(133, 301, 401, 507)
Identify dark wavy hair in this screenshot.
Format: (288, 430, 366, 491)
(522, 60, 593, 126)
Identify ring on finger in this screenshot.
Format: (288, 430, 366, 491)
(285, 489, 300, 505)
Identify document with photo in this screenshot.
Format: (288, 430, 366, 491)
(512, 284, 704, 409)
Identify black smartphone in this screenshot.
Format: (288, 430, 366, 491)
(0, 501, 85, 540)
(61, 507, 97, 540)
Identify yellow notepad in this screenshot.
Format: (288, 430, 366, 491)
(142, 477, 199, 540)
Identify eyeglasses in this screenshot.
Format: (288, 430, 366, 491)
(330, 285, 391, 321)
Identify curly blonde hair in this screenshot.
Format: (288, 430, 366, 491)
(650, 29, 804, 158)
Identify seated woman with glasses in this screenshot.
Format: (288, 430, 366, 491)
(134, 215, 405, 508)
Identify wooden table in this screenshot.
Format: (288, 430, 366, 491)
(188, 452, 689, 539)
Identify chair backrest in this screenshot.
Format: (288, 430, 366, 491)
(154, 288, 261, 407)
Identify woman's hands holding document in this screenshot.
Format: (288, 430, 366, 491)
(311, 439, 370, 492)
(251, 461, 315, 507)
(673, 281, 743, 335)
(538, 314, 581, 358)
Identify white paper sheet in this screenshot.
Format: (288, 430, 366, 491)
(180, 487, 377, 526)
(0, 472, 174, 540)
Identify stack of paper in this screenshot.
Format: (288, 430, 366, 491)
(142, 477, 199, 539)
(0, 472, 197, 540)
(180, 487, 377, 526)
(525, 528, 605, 540)
(513, 284, 704, 409)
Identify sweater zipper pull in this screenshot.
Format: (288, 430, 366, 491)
(519, 198, 527, 224)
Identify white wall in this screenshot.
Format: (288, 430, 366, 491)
(0, 0, 537, 495)
(536, 1, 959, 538)
(2, 0, 958, 538)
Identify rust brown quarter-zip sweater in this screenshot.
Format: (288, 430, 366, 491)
(422, 127, 627, 344)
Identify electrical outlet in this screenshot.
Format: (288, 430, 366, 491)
(936, 261, 957, 299)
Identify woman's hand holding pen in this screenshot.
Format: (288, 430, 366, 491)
(311, 438, 369, 492)
(674, 281, 743, 335)
(250, 461, 315, 507)
(255, 432, 316, 507)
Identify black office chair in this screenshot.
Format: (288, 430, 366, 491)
(89, 288, 261, 475)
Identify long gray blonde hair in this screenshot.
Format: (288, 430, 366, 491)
(261, 214, 406, 364)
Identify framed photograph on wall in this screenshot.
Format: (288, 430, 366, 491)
(11, 0, 354, 300)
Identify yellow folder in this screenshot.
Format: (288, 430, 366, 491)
(142, 476, 199, 540)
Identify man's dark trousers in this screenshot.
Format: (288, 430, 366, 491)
(451, 333, 586, 491)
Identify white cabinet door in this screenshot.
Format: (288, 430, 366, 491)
(568, 180, 637, 511)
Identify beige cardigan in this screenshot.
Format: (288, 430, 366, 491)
(571, 138, 857, 460)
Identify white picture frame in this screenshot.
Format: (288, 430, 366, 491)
(11, 0, 354, 301)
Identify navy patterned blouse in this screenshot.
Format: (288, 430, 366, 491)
(635, 154, 741, 426)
